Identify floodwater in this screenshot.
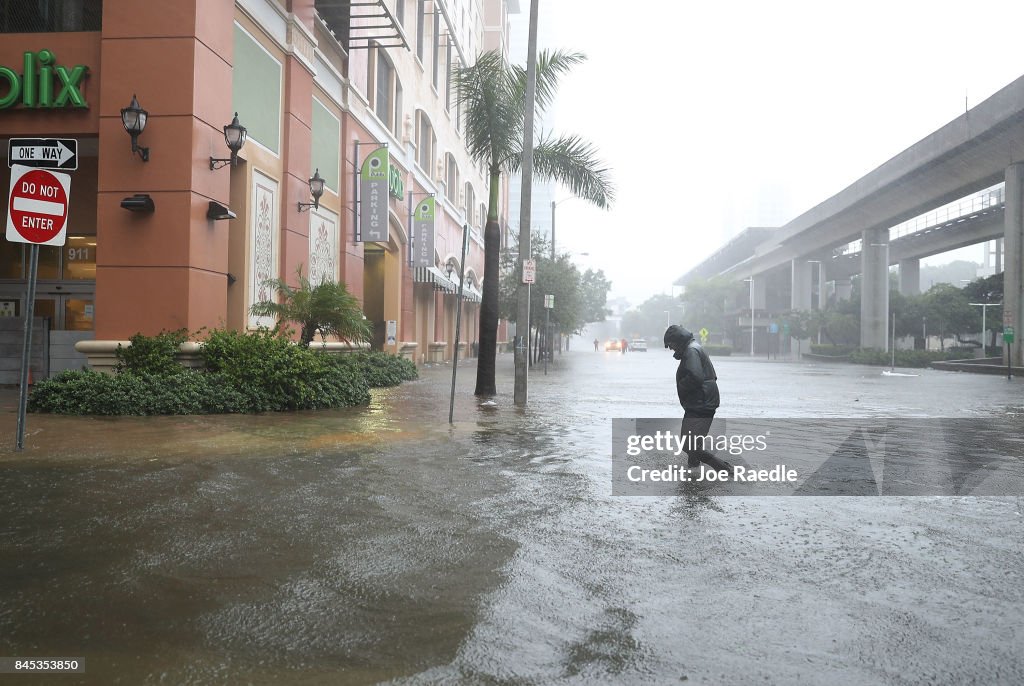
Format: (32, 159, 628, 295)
(1, 350, 1023, 684)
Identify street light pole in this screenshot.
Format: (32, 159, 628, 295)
(744, 277, 754, 356)
(550, 200, 556, 261)
(513, 0, 540, 407)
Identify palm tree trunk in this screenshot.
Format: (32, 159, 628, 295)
(474, 212, 501, 396)
(301, 325, 316, 347)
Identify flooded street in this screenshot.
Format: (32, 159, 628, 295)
(2, 350, 1024, 684)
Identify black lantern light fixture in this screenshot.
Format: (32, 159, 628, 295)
(446, 260, 456, 280)
(209, 112, 247, 170)
(120, 94, 149, 162)
(297, 168, 326, 212)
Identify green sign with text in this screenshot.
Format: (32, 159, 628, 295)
(0, 50, 89, 110)
(388, 165, 404, 200)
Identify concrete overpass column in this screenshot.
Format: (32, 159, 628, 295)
(816, 262, 827, 310)
(791, 259, 813, 311)
(1005, 164, 1024, 366)
(860, 227, 889, 350)
(899, 258, 920, 296)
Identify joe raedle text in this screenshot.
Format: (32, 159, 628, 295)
(625, 464, 799, 484)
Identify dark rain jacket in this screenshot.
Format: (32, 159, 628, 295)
(673, 331, 720, 412)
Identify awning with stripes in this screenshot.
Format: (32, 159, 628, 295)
(461, 283, 483, 303)
(413, 266, 455, 292)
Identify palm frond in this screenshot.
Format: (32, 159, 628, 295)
(453, 50, 522, 172)
(519, 133, 615, 209)
(511, 50, 586, 115)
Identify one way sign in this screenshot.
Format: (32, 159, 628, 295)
(8, 138, 78, 171)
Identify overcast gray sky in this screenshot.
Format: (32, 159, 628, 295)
(514, 0, 1024, 306)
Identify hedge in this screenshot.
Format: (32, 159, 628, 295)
(848, 348, 967, 368)
(29, 329, 418, 415)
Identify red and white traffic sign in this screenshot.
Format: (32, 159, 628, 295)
(6, 164, 71, 246)
(522, 258, 536, 284)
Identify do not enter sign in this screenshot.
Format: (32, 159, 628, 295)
(6, 164, 71, 246)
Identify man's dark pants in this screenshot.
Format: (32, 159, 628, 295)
(681, 409, 731, 472)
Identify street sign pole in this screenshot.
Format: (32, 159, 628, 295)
(7, 164, 71, 451)
(449, 224, 469, 424)
(16, 245, 39, 451)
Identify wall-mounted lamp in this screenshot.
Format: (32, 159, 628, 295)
(209, 112, 247, 170)
(120, 193, 155, 212)
(207, 201, 236, 221)
(120, 94, 149, 162)
(297, 168, 325, 212)
(446, 261, 456, 280)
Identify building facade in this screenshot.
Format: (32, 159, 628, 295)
(0, 0, 513, 380)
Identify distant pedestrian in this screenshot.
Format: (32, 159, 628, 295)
(594, 338, 599, 352)
(621, 338, 628, 354)
(664, 325, 731, 474)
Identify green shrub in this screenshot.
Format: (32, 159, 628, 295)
(30, 328, 386, 415)
(849, 348, 964, 368)
(28, 369, 215, 415)
(115, 329, 189, 376)
(200, 328, 371, 411)
(348, 351, 419, 387)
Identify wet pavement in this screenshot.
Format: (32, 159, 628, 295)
(1, 349, 1023, 684)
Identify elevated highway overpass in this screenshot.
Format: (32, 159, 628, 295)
(677, 73, 1024, 364)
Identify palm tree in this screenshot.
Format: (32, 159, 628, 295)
(455, 49, 614, 396)
(250, 267, 371, 347)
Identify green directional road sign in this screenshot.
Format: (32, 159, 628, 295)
(1004, 326, 1015, 344)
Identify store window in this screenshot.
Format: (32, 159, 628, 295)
(416, 0, 425, 61)
(416, 111, 435, 174)
(0, 241, 21, 279)
(375, 51, 399, 132)
(64, 298, 94, 331)
(445, 153, 458, 200)
(431, 9, 440, 89)
(63, 235, 96, 280)
(37, 246, 59, 279)
(0, 0, 102, 33)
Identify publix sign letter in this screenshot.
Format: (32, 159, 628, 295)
(0, 50, 89, 110)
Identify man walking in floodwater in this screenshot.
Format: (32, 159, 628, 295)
(664, 325, 732, 474)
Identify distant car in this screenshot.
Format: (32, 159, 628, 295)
(605, 339, 622, 351)
(631, 339, 648, 352)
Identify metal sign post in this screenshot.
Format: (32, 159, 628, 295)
(6, 163, 72, 450)
(15, 245, 39, 451)
(543, 294, 553, 375)
(449, 224, 470, 424)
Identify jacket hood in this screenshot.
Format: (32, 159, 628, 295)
(663, 325, 693, 349)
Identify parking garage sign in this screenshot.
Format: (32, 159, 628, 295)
(6, 164, 70, 246)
